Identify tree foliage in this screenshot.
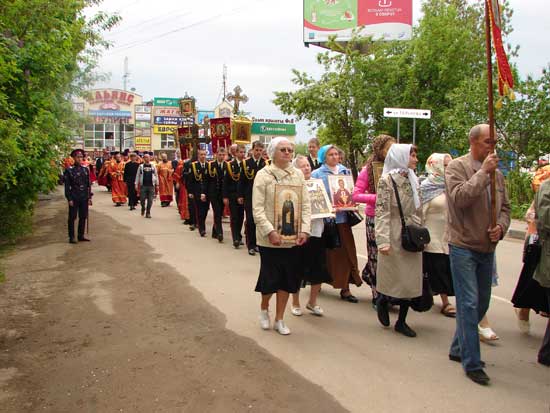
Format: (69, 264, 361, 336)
(0, 0, 119, 243)
(274, 0, 549, 174)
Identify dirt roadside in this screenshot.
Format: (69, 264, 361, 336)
(0, 191, 347, 413)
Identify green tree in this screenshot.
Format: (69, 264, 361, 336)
(0, 0, 119, 243)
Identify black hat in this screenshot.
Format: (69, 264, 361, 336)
(70, 148, 85, 158)
(111, 151, 120, 156)
(148, 151, 154, 156)
(133, 150, 140, 154)
(123, 149, 130, 156)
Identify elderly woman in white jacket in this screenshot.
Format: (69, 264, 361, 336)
(375, 144, 423, 337)
(253, 138, 311, 335)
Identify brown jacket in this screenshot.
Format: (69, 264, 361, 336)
(445, 153, 511, 253)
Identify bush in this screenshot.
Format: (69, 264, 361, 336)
(506, 170, 533, 220)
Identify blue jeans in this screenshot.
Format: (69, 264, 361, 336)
(449, 245, 494, 372)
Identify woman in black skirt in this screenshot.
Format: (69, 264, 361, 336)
(253, 138, 311, 335)
(420, 153, 456, 317)
(290, 155, 332, 317)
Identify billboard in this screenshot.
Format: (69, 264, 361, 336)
(304, 0, 412, 44)
(251, 122, 296, 136)
(153, 97, 180, 107)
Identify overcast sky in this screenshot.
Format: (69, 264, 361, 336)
(94, 0, 550, 142)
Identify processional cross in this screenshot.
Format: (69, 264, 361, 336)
(227, 85, 249, 113)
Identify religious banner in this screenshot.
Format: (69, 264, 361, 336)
(274, 184, 302, 244)
(305, 179, 334, 219)
(232, 117, 252, 144)
(210, 117, 232, 153)
(179, 98, 195, 116)
(328, 175, 357, 211)
(487, 0, 514, 104)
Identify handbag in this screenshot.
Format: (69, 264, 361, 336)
(322, 218, 341, 249)
(389, 175, 430, 252)
(347, 211, 363, 227)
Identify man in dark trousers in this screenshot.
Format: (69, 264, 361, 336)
(223, 144, 246, 248)
(183, 149, 197, 230)
(172, 150, 180, 206)
(207, 147, 227, 243)
(307, 137, 321, 170)
(189, 148, 209, 237)
(124, 152, 140, 210)
(64, 149, 92, 244)
(239, 141, 266, 255)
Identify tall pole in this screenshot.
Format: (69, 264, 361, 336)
(119, 119, 123, 152)
(412, 118, 416, 146)
(397, 118, 400, 143)
(485, 0, 497, 228)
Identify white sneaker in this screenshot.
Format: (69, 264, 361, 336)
(273, 320, 291, 335)
(306, 303, 324, 316)
(259, 310, 270, 330)
(291, 306, 302, 316)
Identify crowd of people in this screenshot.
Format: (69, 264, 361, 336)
(62, 124, 550, 386)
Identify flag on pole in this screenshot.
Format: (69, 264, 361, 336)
(487, 0, 515, 106)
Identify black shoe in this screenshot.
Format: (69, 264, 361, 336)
(466, 369, 490, 385)
(233, 240, 240, 249)
(78, 237, 91, 242)
(218, 235, 224, 243)
(200, 231, 206, 237)
(254, 246, 259, 253)
(538, 358, 550, 366)
(395, 322, 417, 337)
(340, 292, 358, 303)
(141, 208, 145, 216)
(183, 219, 190, 225)
(376, 297, 390, 327)
(146, 213, 151, 219)
(115, 203, 121, 207)
(248, 249, 256, 256)
(189, 225, 196, 231)
(69, 239, 77, 244)
(449, 354, 486, 368)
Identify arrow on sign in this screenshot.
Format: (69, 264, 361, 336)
(383, 107, 432, 119)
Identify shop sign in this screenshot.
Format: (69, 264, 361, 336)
(135, 105, 152, 113)
(87, 89, 135, 106)
(135, 137, 151, 145)
(154, 116, 184, 125)
(89, 110, 132, 118)
(154, 97, 180, 107)
(153, 125, 179, 134)
(135, 112, 151, 121)
(135, 121, 151, 128)
(251, 122, 296, 136)
(135, 128, 151, 137)
(154, 107, 182, 116)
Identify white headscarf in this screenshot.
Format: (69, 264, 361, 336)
(383, 144, 421, 209)
(267, 137, 292, 159)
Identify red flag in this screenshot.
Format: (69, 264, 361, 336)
(487, 0, 514, 103)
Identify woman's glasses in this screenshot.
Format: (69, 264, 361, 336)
(279, 148, 294, 154)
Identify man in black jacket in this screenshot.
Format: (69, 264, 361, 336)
(223, 144, 246, 248)
(189, 148, 209, 237)
(207, 147, 226, 242)
(239, 141, 266, 255)
(64, 149, 92, 244)
(183, 150, 197, 230)
(123, 152, 140, 210)
(307, 137, 321, 170)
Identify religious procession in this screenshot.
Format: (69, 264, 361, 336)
(2, 0, 550, 411)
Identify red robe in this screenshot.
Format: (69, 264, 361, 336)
(108, 160, 127, 204)
(157, 161, 174, 203)
(173, 160, 189, 220)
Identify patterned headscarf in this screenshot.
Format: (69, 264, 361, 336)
(532, 165, 550, 193)
(420, 153, 451, 204)
(383, 144, 421, 209)
(365, 134, 395, 194)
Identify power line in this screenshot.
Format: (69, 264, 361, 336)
(107, 9, 193, 37)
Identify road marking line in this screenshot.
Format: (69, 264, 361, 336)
(356, 254, 512, 304)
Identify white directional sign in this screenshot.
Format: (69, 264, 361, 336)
(383, 108, 432, 119)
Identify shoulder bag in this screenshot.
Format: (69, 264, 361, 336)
(389, 175, 430, 252)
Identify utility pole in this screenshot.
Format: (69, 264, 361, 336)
(123, 57, 129, 91)
(222, 64, 227, 101)
(119, 119, 123, 152)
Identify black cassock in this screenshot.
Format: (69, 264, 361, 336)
(281, 199, 295, 236)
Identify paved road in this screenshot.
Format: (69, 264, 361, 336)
(93, 187, 549, 412)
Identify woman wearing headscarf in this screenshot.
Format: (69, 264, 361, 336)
(352, 135, 396, 306)
(511, 165, 550, 334)
(290, 155, 332, 317)
(420, 153, 456, 317)
(312, 145, 363, 302)
(375, 144, 423, 337)
(253, 137, 311, 335)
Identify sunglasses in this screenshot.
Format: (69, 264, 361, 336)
(279, 148, 294, 154)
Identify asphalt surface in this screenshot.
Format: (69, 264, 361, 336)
(93, 187, 549, 412)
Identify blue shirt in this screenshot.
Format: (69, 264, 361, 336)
(312, 163, 351, 224)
